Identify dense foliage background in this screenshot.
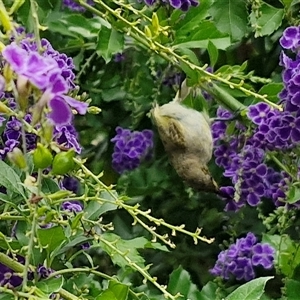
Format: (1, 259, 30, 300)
(0, 0, 300, 299)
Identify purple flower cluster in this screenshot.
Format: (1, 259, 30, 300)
(213, 26, 300, 211)
(214, 105, 292, 210)
(143, 0, 199, 11)
(62, 0, 94, 12)
(210, 233, 275, 281)
(2, 41, 87, 126)
(0, 34, 88, 157)
(111, 127, 154, 174)
(0, 98, 37, 159)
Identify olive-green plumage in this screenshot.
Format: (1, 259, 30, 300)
(151, 101, 218, 193)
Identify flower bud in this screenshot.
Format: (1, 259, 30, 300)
(152, 13, 160, 36)
(33, 143, 53, 169)
(7, 147, 27, 170)
(51, 149, 75, 175)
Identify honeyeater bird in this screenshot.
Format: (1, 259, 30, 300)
(151, 101, 218, 193)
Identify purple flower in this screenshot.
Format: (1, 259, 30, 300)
(37, 265, 54, 279)
(81, 242, 91, 250)
(144, 0, 199, 10)
(63, 0, 94, 11)
(61, 176, 80, 194)
(111, 127, 154, 174)
(114, 53, 125, 62)
(53, 124, 82, 154)
(247, 103, 272, 125)
(280, 26, 300, 53)
(0, 255, 24, 287)
(252, 243, 275, 269)
(61, 201, 83, 213)
(210, 233, 275, 281)
(2, 43, 88, 126)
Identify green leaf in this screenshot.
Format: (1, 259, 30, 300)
(55, 235, 91, 256)
(0, 160, 26, 199)
(263, 234, 300, 277)
(280, 0, 293, 7)
(225, 277, 273, 300)
(144, 241, 169, 252)
(207, 40, 218, 67)
(37, 226, 65, 253)
(285, 279, 300, 299)
(174, 0, 213, 40)
(199, 281, 226, 300)
(15, 221, 29, 246)
(250, 3, 284, 37)
(258, 83, 283, 103)
(85, 190, 118, 220)
(0, 295, 14, 300)
(71, 212, 84, 229)
(174, 20, 231, 50)
(96, 27, 124, 63)
(41, 178, 60, 194)
(64, 14, 101, 33)
(47, 13, 99, 39)
(175, 47, 199, 66)
(179, 60, 200, 84)
(46, 12, 81, 38)
(167, 266, 201, 299)
(209, 0, 248, 41)
(101, 87, 127, 102)
(36, 277, 64, 295)
(100, 233, 147, 268)
(97, 280, 129, 300)
(287, 186, 300, 204)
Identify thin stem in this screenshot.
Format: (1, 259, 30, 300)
(48, 267, 112, 281)
(0, 214, 26, 220)
(0, 287, 49, 300)
(29, 0, 42, 52)
(268, 153, 294, 179)
(22, 206, 37, 291)
(22, 169, 42, 290)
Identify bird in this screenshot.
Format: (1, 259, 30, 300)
(151, 100, 219, 193)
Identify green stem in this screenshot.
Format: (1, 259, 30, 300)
(22, 206, 37, 291)
(0, 214, 26, 220)
(268, 153, 294, 179)
(29, 0, 42, 52)
(0, 287, 50, 300)
(8, 0, 25, 14)
(0, 252, 24, 272)
(48, 267, 112, 281)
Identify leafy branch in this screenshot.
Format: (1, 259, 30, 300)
(75, 158, 214, 246)
(75, 0, 282, 112)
